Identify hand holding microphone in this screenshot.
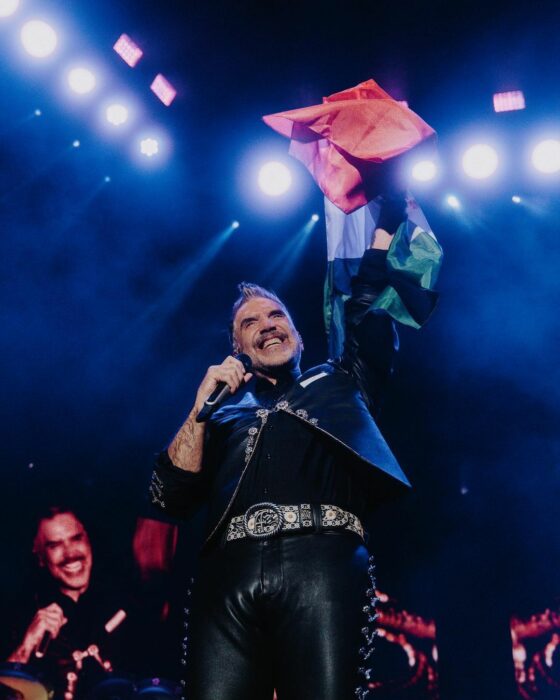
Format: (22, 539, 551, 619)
(196, 354, 253, 422)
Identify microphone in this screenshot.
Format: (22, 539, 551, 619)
(35, 631, 51, 658)
(196, 353, 252, 423)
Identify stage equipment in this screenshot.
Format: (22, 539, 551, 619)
(446, 195, 461, 209)
(150, 75, 177, 107)
(20, 20, 57, 58)
(493, 90, 525, 113)
(113, 34, 143, 67)
(136, 678, 181, 697)
(139, 138, 159, 157)
(531, 139, 560, 174)
(68, 68, 96, 95)
(0, 0, 19, 18)
(0, 663, 53, 700)
(412, 160, 437, 182)
(462, 144, 499, 179)
(106, 104, 129, 126)
(258, 161, 292, 196)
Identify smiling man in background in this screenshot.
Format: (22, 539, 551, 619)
(3, 506, 139, 698)
(7, 507, 93, 665)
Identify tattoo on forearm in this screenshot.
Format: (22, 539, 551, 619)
(168, 411, 204, 472)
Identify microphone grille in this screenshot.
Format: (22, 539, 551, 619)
(235, 353, 253, 373)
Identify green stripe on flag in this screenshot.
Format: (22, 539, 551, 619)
(324, 220, 442, 358)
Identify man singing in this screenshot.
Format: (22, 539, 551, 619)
(149, 198, 435, 699)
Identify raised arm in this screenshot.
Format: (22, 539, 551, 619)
(340, 196, 406, 413)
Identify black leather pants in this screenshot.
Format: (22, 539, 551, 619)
(183, 532, 375, 700)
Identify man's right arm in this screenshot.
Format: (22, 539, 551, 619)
(149, 356, 252, 517)
(167, 354, 251, 472)
(7, 604, 67, 663)
(167, 408, 206, 473)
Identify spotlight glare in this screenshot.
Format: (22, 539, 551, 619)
(411, 160, 437, 182)
(462, 144, 499, 180)
(531, 139, 560, 174)
(446, 195, 461, 210)
(72, 140, 80, 148)
(104, 176, 111, 183)
(512, 195, 522, 204)
(140, 137, 159, 157)
(68, 67, 96, 95)
(34, 108, 42, 116)
(0, 0, 19, 18)
(106, 103, 129, 126)
(311, 213, 320, 222)
(21, 20, 58, 58)
(231, 220, 240, 229)
(258, 161, 292, 196)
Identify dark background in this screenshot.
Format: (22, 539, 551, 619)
(1, 1, 560, 697)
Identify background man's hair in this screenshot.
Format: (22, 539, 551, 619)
(229, 282, 285, 347)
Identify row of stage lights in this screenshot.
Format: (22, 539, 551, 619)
(255, 161, 542, 217)
(2, 1, 559, 196)
(1, 0, 170, 160)
(412, 141, 560, 183)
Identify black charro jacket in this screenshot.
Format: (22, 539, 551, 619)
(150, 250, 430, 548)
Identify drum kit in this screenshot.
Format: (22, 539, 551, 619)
(0, 664, 180, 700)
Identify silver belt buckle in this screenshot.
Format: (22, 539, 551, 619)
(243, 502, 283, 539)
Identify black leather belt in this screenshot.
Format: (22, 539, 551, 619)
(225, 502, 364, 542)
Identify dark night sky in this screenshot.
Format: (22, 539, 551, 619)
(1, 0, 560, 694)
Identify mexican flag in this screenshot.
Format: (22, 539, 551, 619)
(263, 78, 443, 356)
(323, 194, 442, 357)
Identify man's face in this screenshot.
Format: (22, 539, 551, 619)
(233, 297, 303, 375)
(35, 513, 92, 598)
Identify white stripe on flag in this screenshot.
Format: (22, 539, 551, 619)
(325, 193, 434, 263)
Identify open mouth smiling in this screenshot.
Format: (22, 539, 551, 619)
(60, 559, 85, 574)
(258, 334, 287, 350)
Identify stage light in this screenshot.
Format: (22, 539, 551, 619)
(531, 139, 560, 174)
(311, 213, 320, 222)
(493, 90, 525, 113)
(231, 220, 240, 229)
(72, 140, 80, 148)
(0, 0, 19, 18)
(106, 103, 128, 126)
(68, 67, 96, 95)
(140, 137, 159, 157)
(512, 195, 522, 204)
(258, 161, 292, 196)
(446, 195, 461, 209)
(462, 144, 499, 180)
(150, 74, 177, 107)
(34, 108, 42, 117)
(411, 160, 437, 182)
(113, 33, 143, 67)
(21, 20, 58, 58)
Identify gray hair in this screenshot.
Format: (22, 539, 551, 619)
(229, 282, 286, 348)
